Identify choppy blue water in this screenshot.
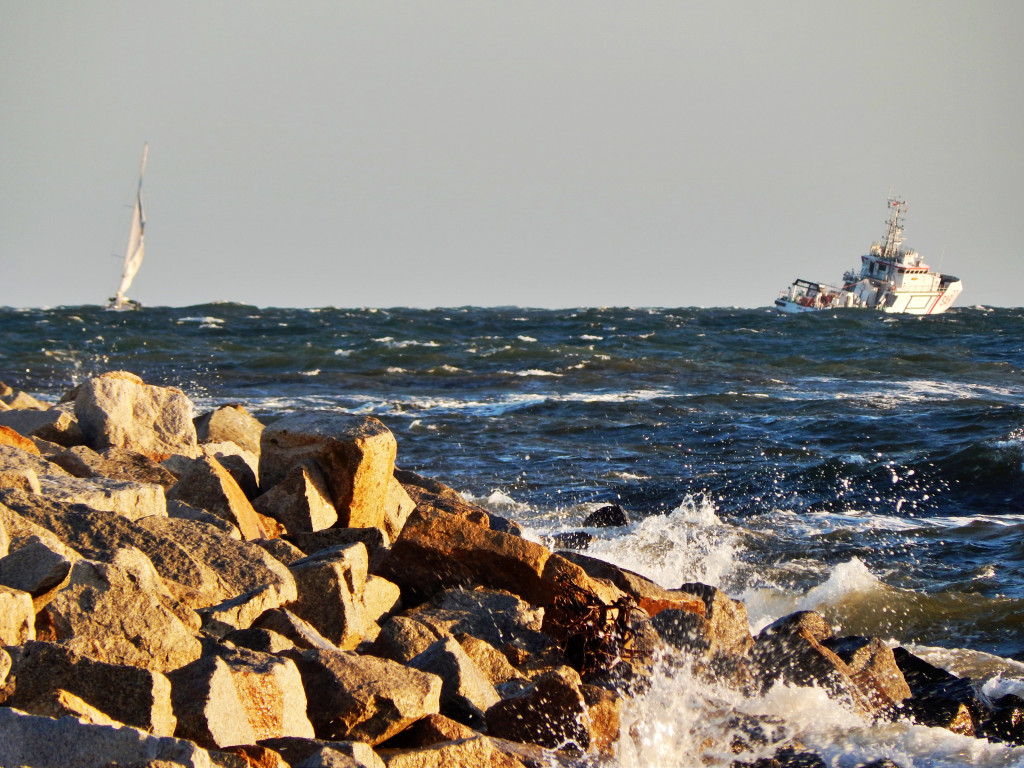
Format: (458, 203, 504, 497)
(4, 303, 1024, 765)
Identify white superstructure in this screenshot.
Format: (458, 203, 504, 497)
(775, 198, 962, 315)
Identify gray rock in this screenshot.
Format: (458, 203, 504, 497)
(203, 444, 260, 499)
(255, 536, 308, 565)
(408, 587, 545, 650)
(288, 543, 371, 649)
(0, 402, 84, 446)
(253, 463, 338, 534)
(169, 646, 314, 749)
(0, 506, 10, 557)
(199, 579, 299, 637)
(296, 745, 386, 768)
(286, 648, 442, 745)
(0, 583, 35, 644)
(222, 627, 297, 654)
(360, 575, 402, 636)
(406, 636, 500, 727)
(252, 608, 340, 651)
(194, 404, 265, 455)
(1, 491, 233, 608)
(379, 733, 526, 767)
(37, 473, 167, 522)
(287, 527, 389, 571)
(49, 445, 178, 489)
(259, 413, 399, 531)
(0, 535, 74, 598)
(72, 371, 201, 458)
(41, 557, 202, 673)
(368, 616, 443, 664)
(3, 640, 176, 735)
(167, 455, 267, 540)
(0, 707, 214, 768)
(259, 739, 385, 768)
(134, 514, 296, 608)
(0, 443, 71, 479)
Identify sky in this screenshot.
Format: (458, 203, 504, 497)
(2, 1, 1022, 309)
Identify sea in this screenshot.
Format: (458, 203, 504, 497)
(2, 302, 1024, 767)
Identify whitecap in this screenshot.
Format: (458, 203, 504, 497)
(517, 335, 537, 342)
(510, 369, 562, 377)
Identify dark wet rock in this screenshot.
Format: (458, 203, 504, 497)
(980, 693, 1024, 745)
(583, 504, 630, 528)
(380, 506, 620, 619)
(823, 636, 911, 710)
(752, 611, 877, 715)
(559, 550, 705, 619)
(552, 530, 592, 550)
(740, 747, 828, 768)
(676, 582, 754, 657)
(892, 647, 986, 733)
(484, 666, 593, 751)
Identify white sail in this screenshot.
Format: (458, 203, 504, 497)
(108, 144, 148, 310)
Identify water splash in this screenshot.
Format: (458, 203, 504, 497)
(584, 495, 740, 590)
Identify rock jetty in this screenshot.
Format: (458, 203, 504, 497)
(0, 371, 1021, 767)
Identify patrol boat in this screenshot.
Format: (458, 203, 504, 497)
(775, 198, 962, 314)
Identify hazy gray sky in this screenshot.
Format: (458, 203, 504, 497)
(2, 1, 1021, 309)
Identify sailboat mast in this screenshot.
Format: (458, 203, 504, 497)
(112, 144, 148, 309)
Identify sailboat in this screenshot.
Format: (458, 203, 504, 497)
(106, 144, 148, 310)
